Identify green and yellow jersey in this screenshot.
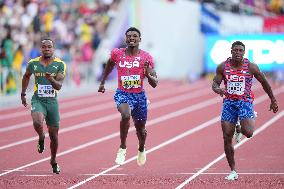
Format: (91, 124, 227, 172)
(27, 56, 66, 99)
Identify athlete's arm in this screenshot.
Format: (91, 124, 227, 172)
(145, 61, 158, 88)
(21, 69, 32, 107)
(212, 62, 226, 97)
(98, 58, 115, 93)
(45, 72, 65, 90)
(249, 63, 278, 113)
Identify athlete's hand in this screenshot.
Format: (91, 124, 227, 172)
(144, 61, 151, 77)
(98, 84, 106, 93)
(269, 99, 278, 113)
(217, 88, 226, 97)
(45, 72, 55, 81)
(21, 95, 28, 107)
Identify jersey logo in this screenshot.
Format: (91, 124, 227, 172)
(53, 66, 58, 69)
(119, 58, 140, 68)
(34, 65, 37, 70)
(226, 75, 245, 82)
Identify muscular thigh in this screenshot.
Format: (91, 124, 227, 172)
(131, 92, 148, 122)
(221, 121, 235, 138)
(31, 98, 47, 116)
(221, 99, 239, 124)
(45, 100, 60, 127)
(238, 101, 255, 121)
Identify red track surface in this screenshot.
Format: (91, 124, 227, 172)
(0, 79, 283, 189)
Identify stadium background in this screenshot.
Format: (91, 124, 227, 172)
(0, 0, 283, 97)
(0, 0, 284, 96)
(0, 1, 284, 188)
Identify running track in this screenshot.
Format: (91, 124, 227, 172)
(0, 79, 283, 189)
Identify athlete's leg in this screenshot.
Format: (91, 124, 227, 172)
(31, 112, 45, 141)
(239, 101, 255, 138)
(134, 120, 147, 152)
(221, 121, 236, 171)
(47, 126, 59, 164)
(240, 118, 254, 138)
(117, 103, 131, 149)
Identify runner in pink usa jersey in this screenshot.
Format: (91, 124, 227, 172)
(98, 27, 158, 167)
(111, 47, 154, 93)
(212, 41, 278, 181)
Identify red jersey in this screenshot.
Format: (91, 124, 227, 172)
(111, 48, 154, 93)
(223, 58, 254, 102)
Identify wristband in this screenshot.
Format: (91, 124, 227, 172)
(21, 93, 26, 96)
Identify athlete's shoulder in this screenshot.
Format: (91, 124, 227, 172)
(28, 56, 41, 64)
(54, 57, 65, 63)
(111, 48, 124, 55)
(54, 57, 66, 66)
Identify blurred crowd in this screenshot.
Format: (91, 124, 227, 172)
(1, 0, 283, 96)
(0, 0, 120, 95)
(199, 0, 284, 16)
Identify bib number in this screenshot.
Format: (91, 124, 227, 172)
(227, 81, 245, 95)
(37, 84, 55, 97)
(121, 75, 141, 89)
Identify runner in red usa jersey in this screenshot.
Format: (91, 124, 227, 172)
(223, 57, 254, 102)
(212, 41, 278, 181)
(111, 47, 154, 93)
(98, 27, 158, 167)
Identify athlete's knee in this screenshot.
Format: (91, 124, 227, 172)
(33, 120, 43, 128)
(244, 131, 253, 138)
(136, 128, 147, 136)
(49, 132, 58, 142)
(121, 112, 131, 121)
(48, 129, 58, 141)
(137, 128, 147, 134)
(223, 133, 232, 144)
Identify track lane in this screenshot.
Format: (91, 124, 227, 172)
(0, 80, 282, 189)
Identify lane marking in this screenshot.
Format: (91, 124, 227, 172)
(67, 89, 284, 188)
(0, 86, 282, 180)
(170, 172, 284, 175)
(0, 88, 216, 149)
(175, 110, 284, 189)
(0, 82, 208, 132)
(0, 81, 204, 120)
(0, 98, 223, 177)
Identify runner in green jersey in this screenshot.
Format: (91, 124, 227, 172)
(21, 38, 66, 174)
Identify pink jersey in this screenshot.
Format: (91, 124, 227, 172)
(111, 48, 154, 93)
(223, 58, 254, 102)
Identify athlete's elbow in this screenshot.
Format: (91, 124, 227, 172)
(54, 84, 62, 90)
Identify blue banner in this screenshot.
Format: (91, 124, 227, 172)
(205, 34, 284, 72)
(200, 5, 220, 34)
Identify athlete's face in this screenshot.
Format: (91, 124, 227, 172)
(40, 40, 54, 58)
(231, 45, 245, 62)
(125, 31, 141, 47)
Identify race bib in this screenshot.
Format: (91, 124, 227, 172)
(37, 84, 55, 97)
(121, 75, 141, 89)
(227, 81, 245, 95)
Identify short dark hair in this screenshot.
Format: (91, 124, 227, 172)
(40, 37, 55, 47)
(231, 41, 245, 50)
(125, 27, 141, 37)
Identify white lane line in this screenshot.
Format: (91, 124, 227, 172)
(67, 88, 284, 188)
(0, 88, 216, 149)
(0, 96, 222, 177)
(0, 81, 203, 120)
(81, 173, 127, 176)
(0, 82, 207, 132)
(170, 172, 284, 175)
(175, 110, 284, 189)
(0, 86, 281, 178)
(67, 117, 221, 189)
